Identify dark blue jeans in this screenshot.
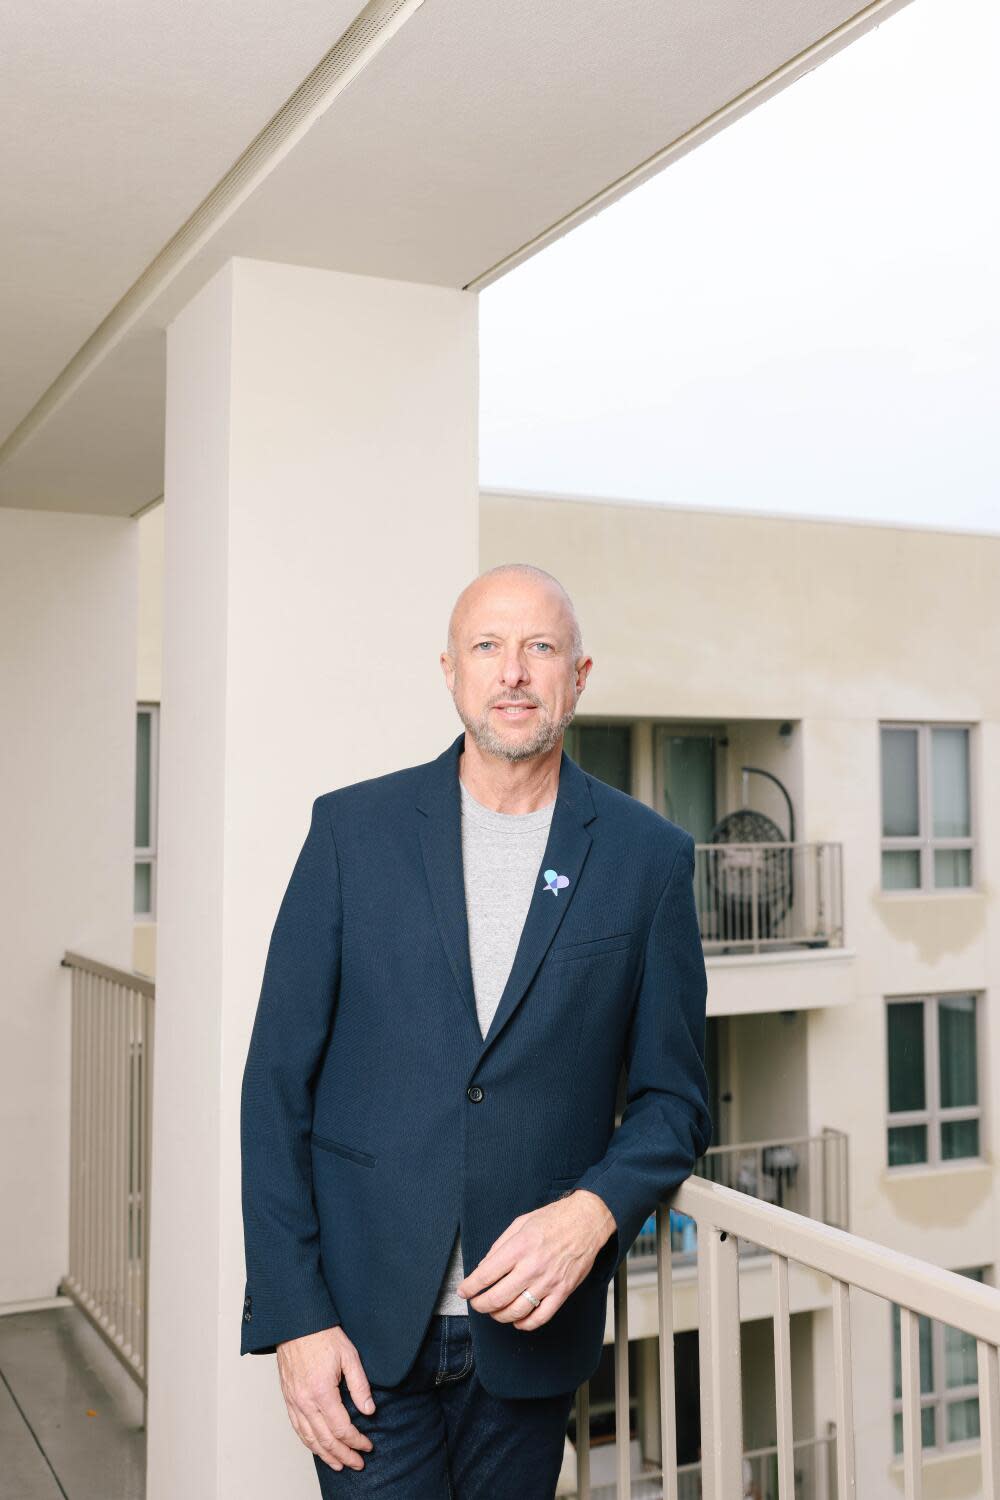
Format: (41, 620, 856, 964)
(314, 1313, 576, 1498)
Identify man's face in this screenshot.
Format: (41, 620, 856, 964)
(441, 575, 591, 763)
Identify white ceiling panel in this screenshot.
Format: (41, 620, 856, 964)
(0, 0, 366, 439)
(0, 0, 912, 513)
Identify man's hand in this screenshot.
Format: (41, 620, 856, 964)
(276, 1325, 376, 1473)
(456, 1189, 617, 1330)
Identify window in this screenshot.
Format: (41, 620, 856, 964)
(886, 995, 980, 1168)
(880, 724, 973, 890)
(135, 703, 159, 918)
(891, 1267, 986, 1456)
(654, 727, 717, 843)
(563, 722, 632, 793)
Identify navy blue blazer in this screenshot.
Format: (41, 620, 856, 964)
(240, 730, 711, 1398)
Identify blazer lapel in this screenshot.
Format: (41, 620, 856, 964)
(415, 732, 480, 1041)
(414, 729, 599, 1060)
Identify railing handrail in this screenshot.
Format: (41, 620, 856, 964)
(672, 1175, 1000, 1343)
(61, 949, 155, 998)
(701, 1126, 846, 1156)
(693, 839, 841, 851)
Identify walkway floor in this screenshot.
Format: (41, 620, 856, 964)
(0, 1303, 144, 1500)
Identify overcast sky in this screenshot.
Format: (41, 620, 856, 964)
(479, 0, 998, 534)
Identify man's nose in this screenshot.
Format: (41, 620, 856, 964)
(498, 650, 529, 685)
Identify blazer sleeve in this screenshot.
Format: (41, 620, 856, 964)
(570, 830, 712, 1284)
(239, 795, 343, 1354)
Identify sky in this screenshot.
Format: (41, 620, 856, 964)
(479, 0, 998, 534)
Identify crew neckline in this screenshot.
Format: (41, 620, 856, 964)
(459, 775, 557, 831)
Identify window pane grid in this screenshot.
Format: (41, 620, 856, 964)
(879, 723, 974, 891)
(886, 995, 980, 1170)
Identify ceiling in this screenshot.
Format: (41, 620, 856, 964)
(0, 0, 912, 515)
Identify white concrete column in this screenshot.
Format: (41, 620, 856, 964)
(149, 257, 478, 1499)
(0, 509, 137, 1305)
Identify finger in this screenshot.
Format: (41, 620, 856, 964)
(458, 1235, 522, 1299)
(511, 1294, 558, 1331)
(307, 1389, 374, 1461)
(470, 1264, 551, 1318)
(292, 1411, 363, 1472)
(342, 1350, 378, 1417)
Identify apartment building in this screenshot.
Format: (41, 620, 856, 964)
(130, 487, 997, 1498)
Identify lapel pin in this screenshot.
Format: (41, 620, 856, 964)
(542, 868, 570, 896)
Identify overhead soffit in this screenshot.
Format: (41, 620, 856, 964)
(0, 0, 912, 514)
(0, 0, 365, 445)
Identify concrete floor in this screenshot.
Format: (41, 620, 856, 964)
(0, 1303, 144, 1500)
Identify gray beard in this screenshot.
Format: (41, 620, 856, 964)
(452, 695, 578, 763)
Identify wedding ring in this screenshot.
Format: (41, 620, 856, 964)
(520, 1288, 540, 1308)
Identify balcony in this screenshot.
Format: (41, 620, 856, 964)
(627, 1130, 849, 1269)
(694, 842, 843, 957)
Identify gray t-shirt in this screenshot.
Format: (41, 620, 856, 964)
(432, 775, 556, 1315)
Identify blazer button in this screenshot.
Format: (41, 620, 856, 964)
(467, 1085, 484, 1102)
(243, 1311, 252, 1322)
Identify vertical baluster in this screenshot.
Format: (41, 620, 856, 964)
(115, 980, 126, 1346)
(614, 1257, 630, 1499)
(143, 987, 155, 1383)
(131, 985, 140, 1360)
(109, 978, 117, 1327)
(125, 987, 135, 1357)
(83, 969, 94, 1308)
(977, 1339, 1000, 1500)
(96, 975, 106, 1320)
(831, 1279, 857, 1498)
(750, 852, 760, 954)
(657, 1203, 678, 1500)
(772, 1252, 795, 1499)
(698, 1226, 743, 1500)
(68, 967, 80, 1288)
(900, 1306, 923, 1499)
(814, 844, 824, 941)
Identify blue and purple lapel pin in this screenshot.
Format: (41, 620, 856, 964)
(542, 868, 570, 896)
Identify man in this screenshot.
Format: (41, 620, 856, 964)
(240, 562, 711, 1497)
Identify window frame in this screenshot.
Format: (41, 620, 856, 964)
(879, 721, 976, 893)
(890, 1266, 988, 1458)
(135, 701, 159, 921)
(885, 993, 983, 1173)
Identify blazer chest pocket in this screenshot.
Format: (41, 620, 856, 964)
(548, 930, 635, 964)
(310, 1132, 377, 1167)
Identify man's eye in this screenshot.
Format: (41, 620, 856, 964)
(532, 642, 553, 652)
(473, 641, 495, 651)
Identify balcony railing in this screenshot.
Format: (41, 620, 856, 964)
(59, 951, 154, 1399)
(627, 1129, 848, 1267)
(572, 1175, 1000, 1500)
(693, 842, 843, 955)
(577, 1428, 837, 1500)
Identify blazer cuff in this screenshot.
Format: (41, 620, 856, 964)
(571, 1165, 656, 1285)
(239, 1277, 341, 1356)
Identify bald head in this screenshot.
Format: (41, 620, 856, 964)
(446, 563, 583, 662)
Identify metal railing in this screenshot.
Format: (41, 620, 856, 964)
(573, 1175, 1000, 1500)
(577, 1428, 837, 1500)
(627, 1129, 848, 1267)
(59, 951, 154, 1396)
(693, 843, 843, 955)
